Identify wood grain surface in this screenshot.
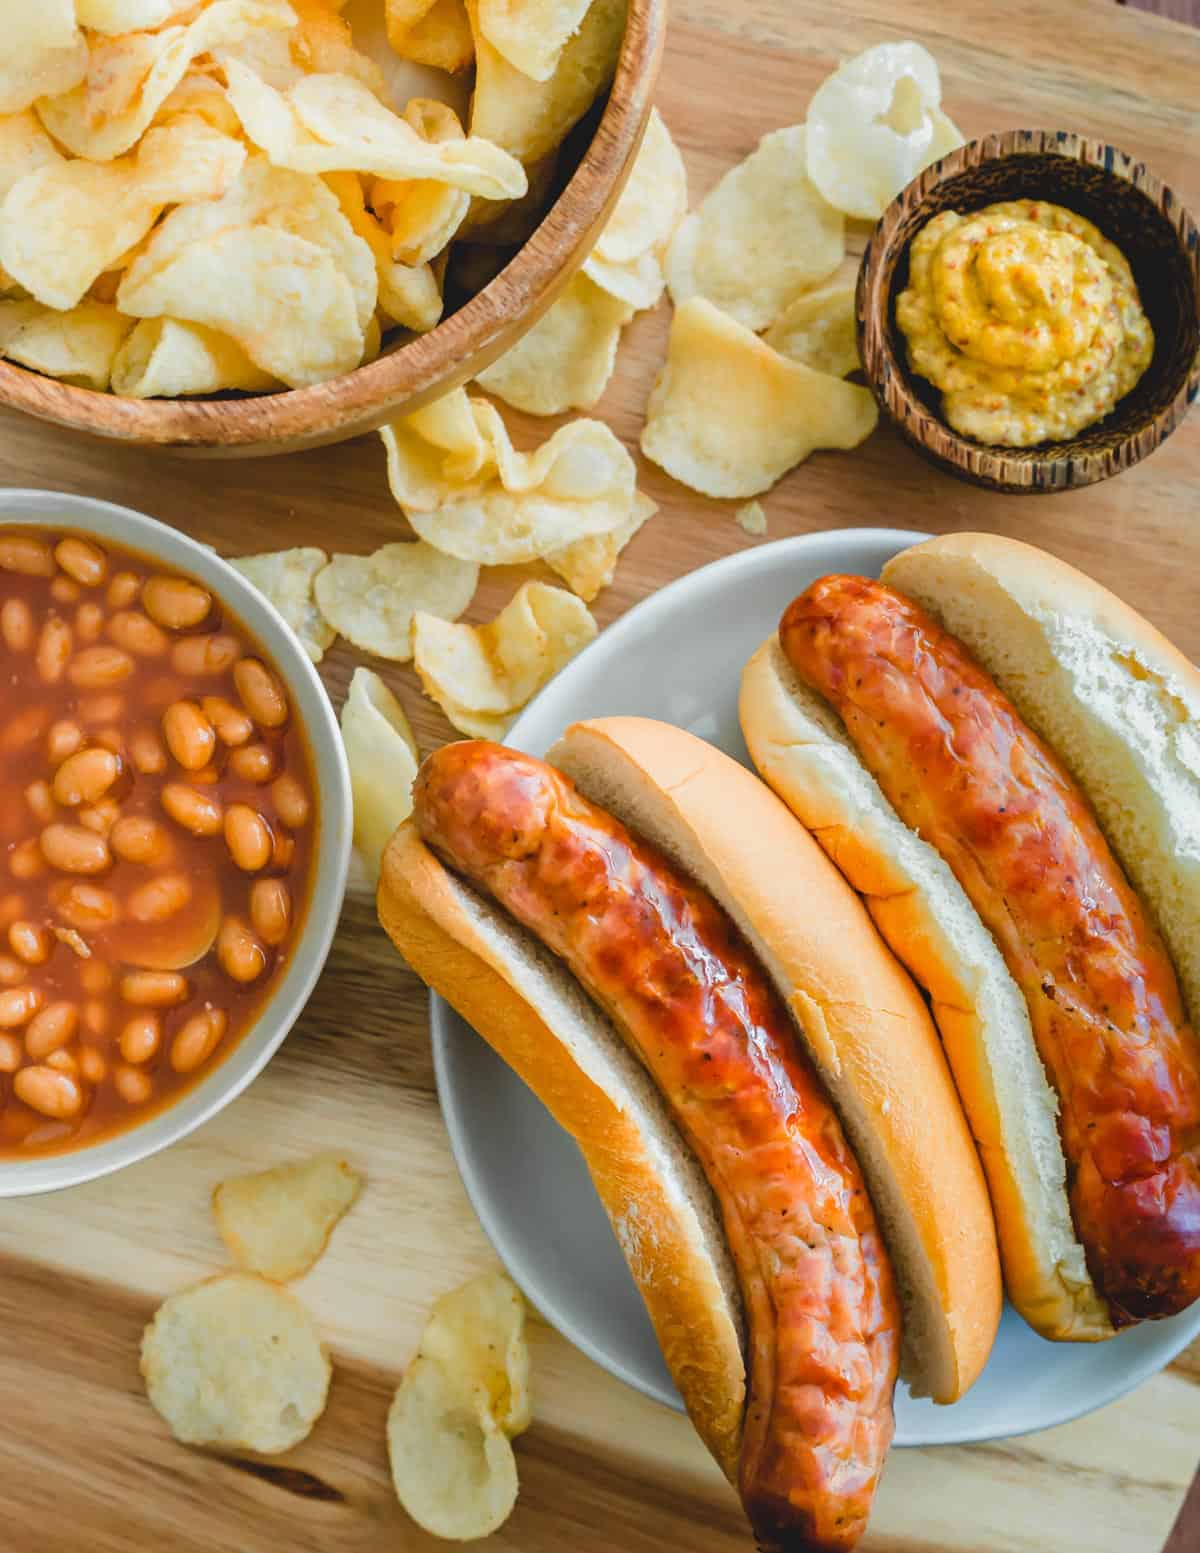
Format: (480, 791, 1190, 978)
(1, 3, 1199, 1551)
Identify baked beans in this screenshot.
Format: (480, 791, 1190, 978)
(0, 528, 315, 1157)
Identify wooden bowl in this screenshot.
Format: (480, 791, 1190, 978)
(858, 129, 1200, 494)
(0, 0, 664, 459)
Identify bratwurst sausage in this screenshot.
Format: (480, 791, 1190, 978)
(415, 741, 899, 1553)
(780, 574, 1200, 1324)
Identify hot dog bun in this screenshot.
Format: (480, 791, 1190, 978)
(379, 717, 1002, 1440)
(882, 533, 1200, 1034)
(740, 637, 1112, 1341)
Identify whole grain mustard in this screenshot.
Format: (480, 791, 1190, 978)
(895, 199, 1153, 445)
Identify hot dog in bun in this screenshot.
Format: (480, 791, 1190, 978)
(378, 717, 1001, 1552)
(741, 533, 1200, 1343)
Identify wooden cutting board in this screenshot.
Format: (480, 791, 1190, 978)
(1, 3, 1198, 1550)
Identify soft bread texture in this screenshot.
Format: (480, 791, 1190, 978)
(740, 638, 1112, 1342)
(549, 717, 1002, 1403)
(883, 533, 1200, 1036)
(378, 824, 747, 1482)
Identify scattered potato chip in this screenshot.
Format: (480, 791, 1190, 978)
(340, 667, 420, 873)
(413, 579, 596, 736)
(212, 1152, 363, 1281)
(1, 300, 133, 390)
(592, 108, 687, 267)
(141, 1272, 331, 1453)
(735, 500, 767, 537)
(582, 247, 664, 311)
(545, 489, 656, 601)
(468, 0, 625, 166)
(37, 0, 298, 161)
(153, 72, 246, 139)
(369, 101, 472, 267)
(224, 64, 527, 200)
(805, 41, 964, 220)
(0, 112, 63, 203)
(231, 548, 337, 662)
(111, 318, 279, 397)
(665, 126, 843, 331)
(475, 272, 632, 415)
(2, 121, 247, 310)
(325, 172, 443, 332)
(762, 260, 860, 378)
(641, 297, 878, 498)
(118, 224, 365, 388)
(477, 0, 592, 82)
(383, 389, 638, 564)
(387, 0, 475, 72)
(388, 1271, 531, 1541)
(314, 541, 479, 661)
(0, 2, 87, 117)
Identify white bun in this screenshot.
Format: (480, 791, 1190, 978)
(740, 638, 1112, 1341)
(883, 533, 1200, 1035)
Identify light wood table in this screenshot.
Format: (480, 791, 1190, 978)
(1, 3, 1198, 1549)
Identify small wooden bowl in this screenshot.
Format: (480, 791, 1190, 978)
(858, 129, 1200, 494)
(0, 0, 664, 459)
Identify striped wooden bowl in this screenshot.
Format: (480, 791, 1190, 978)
(857, 129, 1200, 494)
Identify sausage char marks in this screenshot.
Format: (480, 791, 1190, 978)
(780, 574, 1200, 1325)
(414, 741, 899, 1553)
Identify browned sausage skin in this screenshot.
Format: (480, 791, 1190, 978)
(414, 741, 900, 1553)
(780, 575, 1200, 1325)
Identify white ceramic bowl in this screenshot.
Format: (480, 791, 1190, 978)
(431, 526, 1200, 1445)
(0, 488, 352, 1195)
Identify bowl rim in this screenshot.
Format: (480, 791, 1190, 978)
(0, 488, 352, 1195)
(857, 127, 1200, 494)
(0, 0, 665, 456)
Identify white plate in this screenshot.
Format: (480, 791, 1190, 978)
(430, 527, 1200, 1445)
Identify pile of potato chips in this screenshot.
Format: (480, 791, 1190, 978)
(0, 0, 627, 393)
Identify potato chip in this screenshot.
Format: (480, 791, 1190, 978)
(459, 149, 558, 246)
(368, 101, 472, 267)
(388, 1271, 530, 1541)
(477, 0, 592, 82)
(2, 121, 247, 310)
(734, 500, 767, 537)
(231, 548, 336, 662)
(153, 72, 246, 138)
(413, 579, 596, 736)
(762, 260, 860, 378)
(468, 0, 625, 166)
(76, 0, 194, 30)
(111, 318, 279, 397)
(141, 1272, 331, 1453)
(665, 126, 843, 332)
(582, 246, 664, 311)
(592, 107, 687, 267)
(340, 667, 420, 873)
(387, 0, 475, 72)
(805, 41, 964, 220)
(1, 300, 133, 390)
(118, 224, 364, 388)
(212, 1151, 363, 1281)
(545, 489, 655, 601)
(0, 112, 63, 203)
(383, 389, 638, 564)
(325, 172, 443, 332)
(0, 2, 87, 117)
(314, 541, 479, 661)
(0, 301, 46, 351)
(475, 272, 632, 415)
(224, 64, 527, 200)
(641, 297, 878, 497)
(37, 0, 298, 161)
